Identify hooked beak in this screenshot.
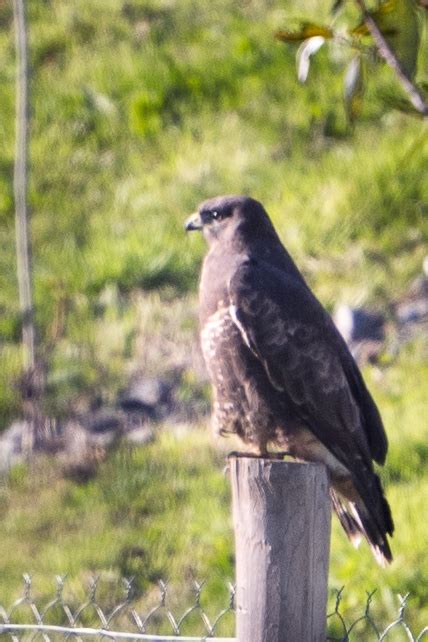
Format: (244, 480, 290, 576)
(185, 211, 203, 232)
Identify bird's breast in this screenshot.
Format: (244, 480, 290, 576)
(200, 304, 240, 376)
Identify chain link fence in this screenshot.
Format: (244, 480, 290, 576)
(0, 576, 426, 642)
(0, 575, 234, 642)
(327, 588, 427, 642)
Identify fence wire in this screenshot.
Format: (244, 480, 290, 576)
(0, 576, 426, 642)
(0, 575, 234, 642)
(327, 588, 427, 642)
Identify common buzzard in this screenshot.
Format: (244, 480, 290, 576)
(186, 195, 393, 565)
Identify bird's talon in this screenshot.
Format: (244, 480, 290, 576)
(227, 451, 262, 460)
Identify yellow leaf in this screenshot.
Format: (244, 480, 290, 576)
(275, 22, 334, 43)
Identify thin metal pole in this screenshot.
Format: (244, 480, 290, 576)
(13, 0, 35, 372)
(0, 624, 235, 642)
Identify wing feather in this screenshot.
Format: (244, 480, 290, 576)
(228, 259, 387, 476)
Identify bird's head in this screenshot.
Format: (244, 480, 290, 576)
(185, 195, 277, 247)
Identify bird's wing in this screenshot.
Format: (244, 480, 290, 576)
(228, 259, 385, 474)
(336, 344, 387, 464)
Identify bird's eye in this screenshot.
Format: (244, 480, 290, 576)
(211, 210, 219, 219)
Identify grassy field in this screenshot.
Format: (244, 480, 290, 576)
(1, 409, 427, 635)
(0, 0, 427, 420)
(0, 0, 427, 636)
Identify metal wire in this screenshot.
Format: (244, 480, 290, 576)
(0, 576, 426, 641)
(327, 588, 428, 642)
(0, 575, 235, 642)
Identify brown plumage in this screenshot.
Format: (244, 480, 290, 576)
(185, 195, 394, 565)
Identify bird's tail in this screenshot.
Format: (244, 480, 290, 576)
(331, 475, 394, 567)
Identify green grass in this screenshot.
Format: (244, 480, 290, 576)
(0, 394, 427, 635)
(0, 0, 427, 637)
(0, 432, 230, 582)
(0, 431, 235, 636)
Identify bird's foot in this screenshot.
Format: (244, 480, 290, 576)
(227, 450, 263, 459)
(226, 450, 290, 460)
(223, 450, 291, 475)
(266, 451, 290, 460)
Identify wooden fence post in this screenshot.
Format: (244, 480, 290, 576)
(230, 457, 331, 642)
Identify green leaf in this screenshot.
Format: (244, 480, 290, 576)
(352, 0, 420, 79)
(296, 36, 326, 83)
(344, 55, 365, 123)
(275, 22, 334, 43)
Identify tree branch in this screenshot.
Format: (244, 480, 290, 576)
(355, 0, 428, 117)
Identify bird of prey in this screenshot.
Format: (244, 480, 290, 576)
(185, 195, 394, 565)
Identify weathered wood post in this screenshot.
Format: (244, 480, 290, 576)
(230, 458, 331, 642)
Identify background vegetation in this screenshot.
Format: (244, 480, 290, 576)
(0, 0, 427, 636)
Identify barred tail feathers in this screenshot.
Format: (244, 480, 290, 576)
(330, 482, 393, 567)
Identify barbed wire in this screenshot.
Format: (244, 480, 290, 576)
(0, 575, 426, 641)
